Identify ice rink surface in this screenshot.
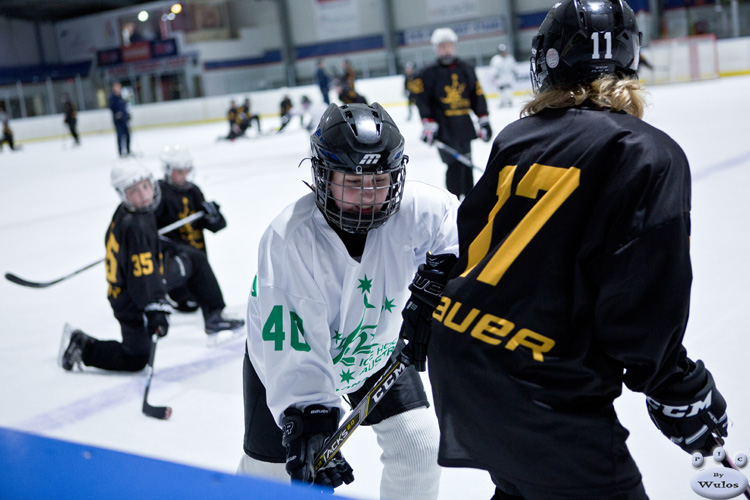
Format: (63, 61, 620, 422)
(1, 75, 749, 499)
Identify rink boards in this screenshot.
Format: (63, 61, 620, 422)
(0, 427, 353, 500)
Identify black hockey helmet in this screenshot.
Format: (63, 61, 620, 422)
(530, 0, 642, 91)
(310, 102, 407, 234)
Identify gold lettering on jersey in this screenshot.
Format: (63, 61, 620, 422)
(178, 197, 204, 249)
(475, 80, 485, 96)
(105, 230, 120, 284)
(441, 74, 470, 114)
(471, 314, 514, 345)
(409, 78, 424, 94)
(462, 165, 580, 286)
(131, 252, 154, 277)
(434, 296, 555, 362)
(462, 165, 516, 276)
(438, 300, 480, 332)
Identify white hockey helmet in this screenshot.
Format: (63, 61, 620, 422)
(160, 144, 194, 187)
(430, 27, 458, 47)
(111, 159, 161, 212)
(498, 43, 508, 53)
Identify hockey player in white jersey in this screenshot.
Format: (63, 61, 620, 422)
(237, 102, 459, 500)
(489, 44, 517, 107)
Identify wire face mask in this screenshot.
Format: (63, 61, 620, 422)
(312, 156, 406, 234)
(309, 103, 408, 234)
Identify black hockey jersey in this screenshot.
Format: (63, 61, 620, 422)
(105, 205, 167, 323)
(413, 59, 488, 144)
(155, 179, 226, 252)
(429, 106, 692, 492)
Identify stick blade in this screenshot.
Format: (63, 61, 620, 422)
(143, 403, 172, 420)
(4, 272, 58, 288)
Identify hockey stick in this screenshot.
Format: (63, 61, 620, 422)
(713, 435, 750, 499)
(433, 140, 483, 172)
(142, 335, 172, 420)
(4, 211, 205, 289)
(313, 349, 411, 474)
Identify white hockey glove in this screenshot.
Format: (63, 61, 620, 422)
(421, 119, 438, 145)
(478, 115, 493, 142)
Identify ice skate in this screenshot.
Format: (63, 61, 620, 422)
(205, 311, 245, 347)
(57, 324, 93, 371)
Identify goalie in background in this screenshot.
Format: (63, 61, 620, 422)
(237, 102, 459, 500)
(426, 1, 729, 499)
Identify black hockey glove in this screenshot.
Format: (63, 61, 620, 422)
(281, 405, 354, 489)
(646, 359, 728, 455)
(478, 116, 493, 143)
(144, 300, 172, 338)
(400, 253, 458, 372)
(201, 201, 222, 225)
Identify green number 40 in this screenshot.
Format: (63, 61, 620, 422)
(262, 305, 311, 352)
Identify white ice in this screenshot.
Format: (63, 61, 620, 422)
(1, 75, 749, 500)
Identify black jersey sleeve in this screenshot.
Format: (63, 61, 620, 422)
(121, 214, 167, 310)
(464, 62, 488, 118)
(586, 133, 693, 395)
(413, 66, 435, 122)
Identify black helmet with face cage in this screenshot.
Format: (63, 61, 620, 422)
(310, 102, 407, 234)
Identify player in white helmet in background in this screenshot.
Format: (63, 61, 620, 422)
(59, 160, 172, 373)
(155, 145, 227, 256)
(489, 43, 517, 108)
(153, 145, 244, 338)
(154, 145, 223, 313)
(236, 102, 459, 500)
(411, 27, 491, 199)
(58, 156, 245, 371)
(298, 95, 328, 132)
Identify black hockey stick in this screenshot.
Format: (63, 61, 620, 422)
(313, 349, 411, 474)
(143, 335, 172, 420)
(433, 140, 483, 172)
(4, 211, 205, 289)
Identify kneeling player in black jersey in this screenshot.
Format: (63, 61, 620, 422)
(405, 1, 731, 499)
(154, 145, 228, 314)
(58, 160, 244, 372)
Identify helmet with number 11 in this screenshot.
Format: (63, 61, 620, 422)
(530, 0, 642, 91)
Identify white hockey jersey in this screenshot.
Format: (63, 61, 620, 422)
(246, 181, 459, 425)
(490, 53, 517, 88)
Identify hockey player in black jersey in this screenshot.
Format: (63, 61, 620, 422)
(58, 161, 245, 371)
(155, 145, 227, 254)
(153, 145, 243, 335)
(404, 1, 730, 499)
(58, 161, 171, 372)
(154, 145, 229, 315)
(412, 27, 491, 199)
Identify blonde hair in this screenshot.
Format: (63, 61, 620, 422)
(521, 76, 646, 119)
